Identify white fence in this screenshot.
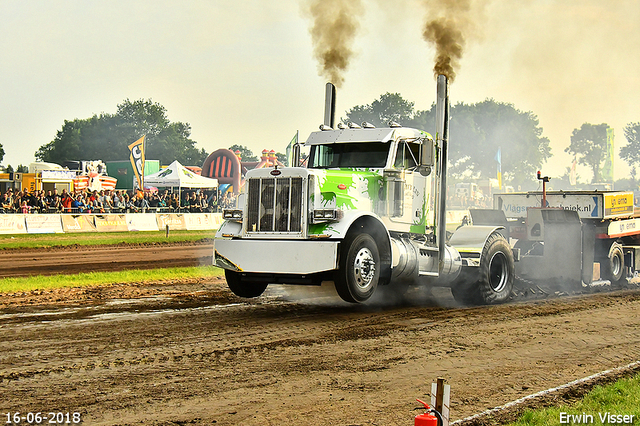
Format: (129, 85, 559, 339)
(0, 213, 223, 234)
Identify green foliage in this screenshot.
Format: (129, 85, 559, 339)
(228, 144, 258, 162)
(614, 176, 638, 191)
(553, 165, 582, 189)
(508, 374, 640, 426)
(0, 143, 4, 164)
(275, 152, 286, 164)
(1, 164, 27, 174)
(0, 266, 224, 295)
(344, 94, 551, 188)
(0, 230, 213, 250)
(344, 93, 416, 127)
(620, 122, 640, 169)
(565, 123, 609, 183)
(35, 99, 208, 166)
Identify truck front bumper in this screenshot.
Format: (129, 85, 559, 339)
(214, 238, 339, 274)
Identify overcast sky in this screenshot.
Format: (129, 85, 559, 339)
(1, 0, 639, 182)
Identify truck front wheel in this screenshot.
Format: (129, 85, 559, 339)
(335, 233, 380, 303)
(225, 270, 268, 298)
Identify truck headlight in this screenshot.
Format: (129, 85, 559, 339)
(223, 209, 243, 222)
(311, 209, 340, 223)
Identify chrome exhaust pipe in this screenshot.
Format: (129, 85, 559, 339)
(324, 82, 336, 129)
(435, 75, 449, 272)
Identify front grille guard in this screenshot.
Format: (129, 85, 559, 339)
(246, 177, 304, 234)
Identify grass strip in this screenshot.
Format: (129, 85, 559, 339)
(508, 373, 640, 426)
(0, 230, 215, 250)
(0, 266, 225, 294)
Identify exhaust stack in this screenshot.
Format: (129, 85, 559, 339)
(435, 75, 449, 271)
(324, 82, 336, 129)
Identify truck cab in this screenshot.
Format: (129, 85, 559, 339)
(215, 77, 515, 305)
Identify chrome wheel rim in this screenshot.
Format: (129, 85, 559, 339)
(611, 253, 622, 277)
(353, 247, 376, 289)
(489, 252, 509, 293)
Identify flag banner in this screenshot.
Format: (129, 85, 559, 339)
(128, 135, 146, 190)
(285, 132, 298, 167)
(570, 158, 577, 186)
(495, 147, 502, 189)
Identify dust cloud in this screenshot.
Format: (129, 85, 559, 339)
(303, 0, 364, 88)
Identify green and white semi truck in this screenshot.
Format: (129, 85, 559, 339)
(214, 75, 516, 305)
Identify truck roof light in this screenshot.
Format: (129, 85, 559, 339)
(388, 121, 402, 128)
(362, 122, 376, 128)
(319, 124, 333, 131)
(348, 122, 361, 129)
(337, 122, 347, 129)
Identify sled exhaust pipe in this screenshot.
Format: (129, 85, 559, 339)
(324, 82, 336, 129)
(435, 75, 449, 272)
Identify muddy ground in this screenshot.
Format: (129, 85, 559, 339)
(1, 244, 639, 425)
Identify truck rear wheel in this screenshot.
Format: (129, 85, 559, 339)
(225, 270, 268, 298)
(601, 242, 625, 284)
(335, 232, 380, 303)
(477, 232, 515, 304)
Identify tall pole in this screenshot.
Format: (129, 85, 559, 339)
(537, 171, 550, 207)
(436, 75, 449, 272)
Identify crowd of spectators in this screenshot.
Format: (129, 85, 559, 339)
(446, 192, 492, 209)
(0, 187, 238, 214)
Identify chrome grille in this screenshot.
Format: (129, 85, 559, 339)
(247, 177, 303, 233)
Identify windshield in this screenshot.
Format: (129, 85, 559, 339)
(308, 142, 390, 169)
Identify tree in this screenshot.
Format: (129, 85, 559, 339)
(35, 99, 208, 166)
(454, 100, 551, 189)
(343, 93, 416, 127)
(0, 143, 4, 165)
(344, 94, 551, 188)
(228, 144, 258, 162)
(620, 122, 640, 169)
(565, 123, 609, 183)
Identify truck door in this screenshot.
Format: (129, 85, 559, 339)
(389, 140, 430, 233)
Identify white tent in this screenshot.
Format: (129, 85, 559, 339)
(144, 160, 218, 189)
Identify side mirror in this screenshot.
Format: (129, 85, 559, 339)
(418, 137, 434, 176)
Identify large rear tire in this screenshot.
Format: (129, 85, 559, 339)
(225, 270, 268, 298)
(477, 232, 515, 304)
(335, 232, 380, 303)
(450, 268, 482, 305)
(451, 232, 515, 306)
(601, 242, 625, 284)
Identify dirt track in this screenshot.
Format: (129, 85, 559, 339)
(1, 244, 640, 425)
(0, 242, 213, 277)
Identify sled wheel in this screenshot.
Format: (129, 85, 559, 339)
(335, 232, 380, 303)
(601, 242, 625, 284)
(225, 270, 268, 298)
(477, 232, 515, 305)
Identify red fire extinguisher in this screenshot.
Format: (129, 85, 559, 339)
(415, 399, 443, 426)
